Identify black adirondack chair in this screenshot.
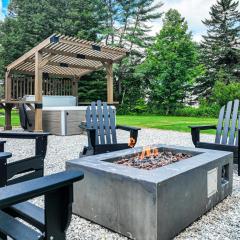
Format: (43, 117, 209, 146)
(0, 132, 51, 239)
(0, 162, 84, 240)
(189, 99, 240, 175)
(80, 100, 141, 155)
(0, 131, 49, 185)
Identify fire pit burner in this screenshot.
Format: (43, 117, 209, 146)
(114, 148, 192, 170)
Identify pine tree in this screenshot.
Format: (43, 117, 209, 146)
(138, 9, 204, 114)
(100, 0, 163, 107)
(197, 0, 240, 97)
(0, 0, 102, 76)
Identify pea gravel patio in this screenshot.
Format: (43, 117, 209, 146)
(3, 128, 240, 240)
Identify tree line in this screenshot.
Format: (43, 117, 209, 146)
(0, 0, 239, 115)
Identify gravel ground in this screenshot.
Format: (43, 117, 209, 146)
(4, 128, 240, 240)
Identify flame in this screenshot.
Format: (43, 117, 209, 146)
(128, 137, 136, 148)
(153, 148, 159, 157)
(138, 147, 159, 160)
(145, 146, 151, 158)
(139, 149, 145, 160)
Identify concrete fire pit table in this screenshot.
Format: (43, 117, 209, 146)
(66, 145, 233, 240)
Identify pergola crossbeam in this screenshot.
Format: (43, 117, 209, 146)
(6, 35, 55, 71)
(26, 59, 99, 71)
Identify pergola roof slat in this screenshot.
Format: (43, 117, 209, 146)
(7, 33, 128, 78)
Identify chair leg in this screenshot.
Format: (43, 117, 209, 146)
(191, 128, 200, 147)
(45, 185, 73, 240)
(130, 129, 139, 146)
(238, 130, 240, 176)
(35, 135, 48, 159)
(0, 157, 7, 188)
(238, 148, 240, 176)
(238, 157, 240, 176)
(0, 142, 5, 152)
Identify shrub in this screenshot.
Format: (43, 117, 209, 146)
(175, 105, 220, 118)
(212, 81, 240, 107)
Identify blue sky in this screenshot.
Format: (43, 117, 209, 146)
(0, 0, 8, 18)
(1, 0, 239, 42)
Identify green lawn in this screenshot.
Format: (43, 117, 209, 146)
(0, 110, 217, 134)
(117, 115, 218, 134)
(0, 109, 20, 127)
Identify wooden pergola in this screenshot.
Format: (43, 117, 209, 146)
(2, 34, 128, 131)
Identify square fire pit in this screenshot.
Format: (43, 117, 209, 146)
(66, 145, 233, 240)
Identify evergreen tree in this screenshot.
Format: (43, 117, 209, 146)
(0, 0, 102, 76)
(197, 0, 240, 97)
(100, 0, 163, 108)
(78, 71, 107, 102)
(138, 9, 204, 114)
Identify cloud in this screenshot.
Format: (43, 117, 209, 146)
(149, 0, 218, 41)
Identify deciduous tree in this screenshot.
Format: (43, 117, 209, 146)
(139, 9, 204, 114)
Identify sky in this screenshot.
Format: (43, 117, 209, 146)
(1, 0, 239, 42)
(152, 0, 219, 42)
(0, 0, 8, 20)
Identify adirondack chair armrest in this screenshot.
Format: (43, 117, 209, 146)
(116, 125, 141, 146)
(189, 125, 216, 146)
(0, 171, 84, 209)
(116, 125, 141, 131)
(188, 125, 216, 130)
(0, 132, 50, 140)
(0, 132, 50, 157)
(0, 152, 12, 161)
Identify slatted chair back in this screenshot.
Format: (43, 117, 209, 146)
(0, 133, 48, 188)
(215, 99, 240, 146)
(86, 100, 117, 145)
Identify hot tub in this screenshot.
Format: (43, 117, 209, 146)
(24, 96, 87, 135)
(40, 106, 87, 136)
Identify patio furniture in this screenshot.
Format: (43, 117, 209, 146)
(0, 167, 84, 240)
(80, 100, 141, 155)
(189, 99, 240, 175)
(0, 131, 49, 185)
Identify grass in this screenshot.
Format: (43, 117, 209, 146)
(117, 115, 218, 134)
(0, 109, 20, 127)
(0, 110, 218, 134)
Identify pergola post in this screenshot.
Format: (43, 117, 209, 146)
(72, 76, 79, 104)
(5, 71, 12, 101)
(4, 71, 12, 130)
(106, 63, 113, 103)
(34, 51, 43, 132)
